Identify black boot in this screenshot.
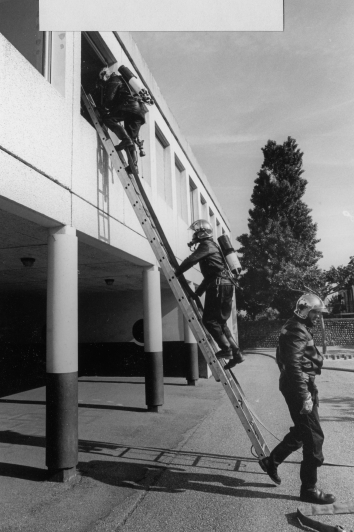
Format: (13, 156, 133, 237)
(224, 337, 245, 369)
(300, 486, 336, 504)
(214, 334, 232, 360)
(112, 124, 134, 151)
(115, 138, 134, 151)
(126, 146, 138, 173)
(259, 456, 281, 485)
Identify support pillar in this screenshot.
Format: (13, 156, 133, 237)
(183, 316, 198, 385)
(46, 226, 78, 481)
(143, 266, 164, 412)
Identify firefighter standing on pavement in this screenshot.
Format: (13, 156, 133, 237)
(259, 293, 336, 505)
(174, 220, 244, 369)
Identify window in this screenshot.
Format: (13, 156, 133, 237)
(0, 1, 68, 96)
(0, 0, 45, 74)
(216, 219, 221, 237)
(81, 33, 116, 96)
(200, 194, 208, 220)
(155, 125, 172, 206)
(189, 178, 197, 223)
(175, 156, 188, 222)
(209, 208, 214, 224)
(81, 33, 117, 124)
(45, 32, 67, 95)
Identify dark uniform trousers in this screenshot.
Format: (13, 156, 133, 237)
(104, 113, 144, 142)
(270, 377, 324, 488)
(202, 279, 235, 344)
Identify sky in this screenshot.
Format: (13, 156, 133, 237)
(131, 0, 354, 270)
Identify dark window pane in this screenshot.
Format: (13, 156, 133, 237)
(0, 0, 44, 74)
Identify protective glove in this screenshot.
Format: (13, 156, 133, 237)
(174, 267, 182, 277)
(300, 392, 313, 415)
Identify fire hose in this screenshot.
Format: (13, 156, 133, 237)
(297, 503, 354, 532)
(245, 351, 354, 532)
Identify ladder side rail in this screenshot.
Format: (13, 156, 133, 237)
(126, 169, 270, 456)
(81, 89, 270, 458)
(81, 89, 201, 310)
(81, 89, 219, 376)
(228, 378, 270, 456)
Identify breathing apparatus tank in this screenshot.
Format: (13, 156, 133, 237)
(217, 234, 242, 276)
(118, 65, 154, 105)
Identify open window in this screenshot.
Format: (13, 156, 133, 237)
(81, 32, 116, 124)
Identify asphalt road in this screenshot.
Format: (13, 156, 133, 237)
(0, 353, 353, 532)
(116, 353, 354, 532)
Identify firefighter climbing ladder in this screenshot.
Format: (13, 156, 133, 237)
(81, 87, 270, 460)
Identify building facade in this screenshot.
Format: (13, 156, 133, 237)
(1, 2, 236, 479)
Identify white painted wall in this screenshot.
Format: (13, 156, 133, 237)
(0, 28, 235, 343)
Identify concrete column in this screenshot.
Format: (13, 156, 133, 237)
(46, 226, 78, 481)
(143, 265, 164, 412)
(183, 316, 199, 385)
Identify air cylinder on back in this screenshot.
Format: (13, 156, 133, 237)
(118, 65, 154, 104)
(217, 234, 242, 276)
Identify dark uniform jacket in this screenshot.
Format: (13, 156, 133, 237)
(175, 239, 230, 296)
(96, 73, 148, 121)
(276, 315, 323, 400)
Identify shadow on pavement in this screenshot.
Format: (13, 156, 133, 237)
(79, 459, 300, 501)
(0, 431, 264, 468)
(0, 430, 45, 447)
(320, 395, 354, 423)
(78, 380, 188, 387)
(0, 462, 47, 481)
(0, 399, 45, 406)
(0, 399, 146, 413)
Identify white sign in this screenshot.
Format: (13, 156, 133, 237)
(39, 0, 283, 32)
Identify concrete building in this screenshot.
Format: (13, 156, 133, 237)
(0, 2, 236, 479)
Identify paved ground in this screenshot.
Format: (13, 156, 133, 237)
(0, 350, 353, 532)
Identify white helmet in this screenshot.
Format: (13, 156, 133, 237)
(294, 293, 328, 319)
(189, 219, 213, 242)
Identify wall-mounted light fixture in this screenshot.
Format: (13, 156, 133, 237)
(105, 279, 114, 286)
(21, 257, 36, 268)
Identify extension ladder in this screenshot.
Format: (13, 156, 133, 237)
(81, 87, 270, 460)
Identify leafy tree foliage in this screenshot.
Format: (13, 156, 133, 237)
(273, 257, 354, 302)
(272, 257, 354, 352)
(236, 137, 322, 318)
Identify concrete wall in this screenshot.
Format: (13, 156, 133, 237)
(0, 25, 237, 387)
(0, 27, 234, 293)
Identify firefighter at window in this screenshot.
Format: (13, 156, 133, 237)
(174, 220, 244, 369)
(259, 293, 336, 505)
(94, 65, 154, 169)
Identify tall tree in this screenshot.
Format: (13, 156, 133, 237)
(237, 137, 322, 318)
